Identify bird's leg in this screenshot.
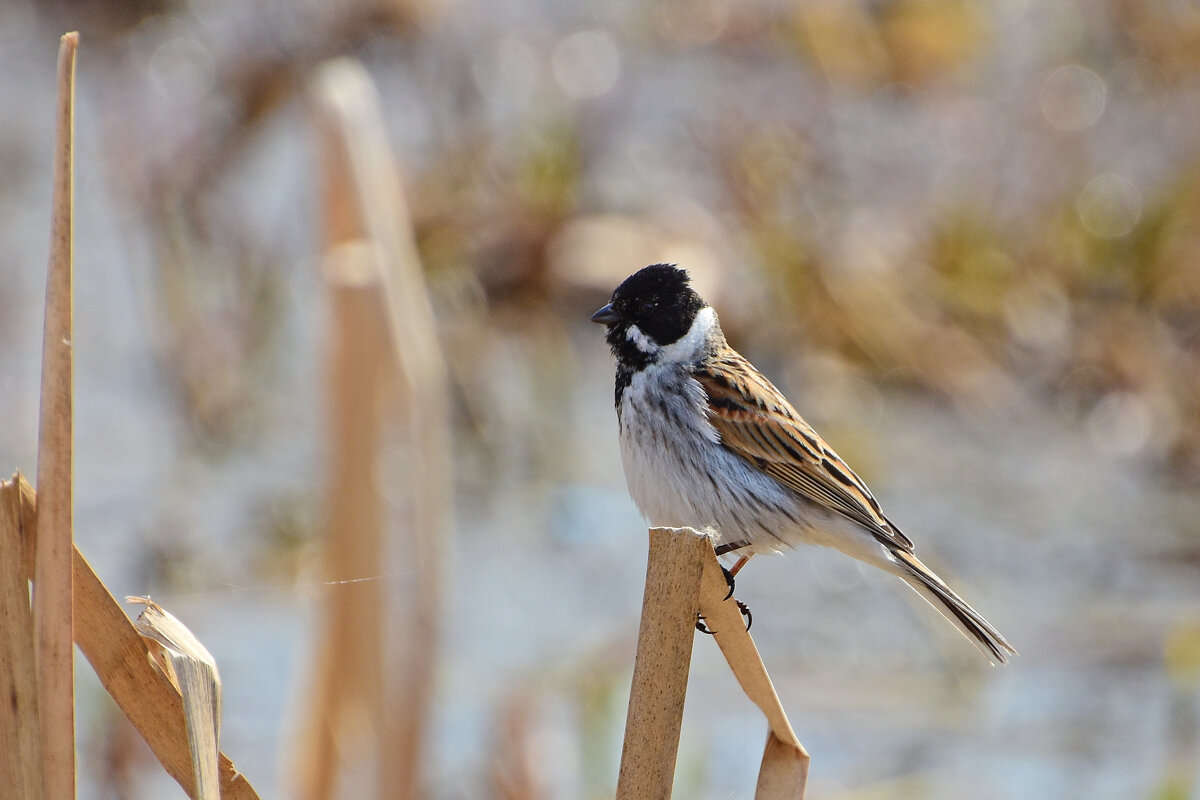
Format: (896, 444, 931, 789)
(729, 555, 754, 629)
(714, 540, 748, 557)
(699, 550, 756, 633)
(700, 544, 755, 632)
(718, 554, 753, 600)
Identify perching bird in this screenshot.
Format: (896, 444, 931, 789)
(591, 264, 1015, 664)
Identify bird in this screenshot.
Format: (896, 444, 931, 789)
(590, 263, 1016, 664)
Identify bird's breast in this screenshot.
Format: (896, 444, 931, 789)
(615, 365, 805, 550)
(610, 341, 891, 560)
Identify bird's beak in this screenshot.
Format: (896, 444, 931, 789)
(590, 303, 620, 325)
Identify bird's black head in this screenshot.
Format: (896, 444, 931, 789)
(590, 264, 708, 362)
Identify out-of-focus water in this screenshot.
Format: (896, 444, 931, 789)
(65, 358, 1199, 800)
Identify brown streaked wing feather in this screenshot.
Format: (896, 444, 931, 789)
(695, 353, 914, 552)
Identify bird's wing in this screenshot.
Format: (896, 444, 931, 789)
(695, 353, 914, 552)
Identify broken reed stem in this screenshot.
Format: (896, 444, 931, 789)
(0, 477, 43, 799)
(617, 527, 809, 800)
(754, 733, 809, 799)
(34, 31, 78, 800)
(696, 549, 808, 799)
(13, 476, 261, 800)
(615, 527, 711, 800)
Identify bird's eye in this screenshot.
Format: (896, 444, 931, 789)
(639, 301, 656, 315)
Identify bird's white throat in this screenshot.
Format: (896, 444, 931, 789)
(626, 306, 717, 363)
(625, 323, 656, 354)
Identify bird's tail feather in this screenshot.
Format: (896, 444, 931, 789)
(892, 549, 1016, 666)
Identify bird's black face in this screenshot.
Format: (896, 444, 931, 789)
(591, 264, 707, 366)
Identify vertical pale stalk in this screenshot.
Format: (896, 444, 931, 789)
(34, 31, 78, 800)
(307, 58, 449, 800)
(294, 241, 391, 800)
(318, 86, 387, 757)
(0, 476, 43, 799)
(615, 527, 712, 800)
(296, 56, 415, 799)
(290, 58, 365, 800)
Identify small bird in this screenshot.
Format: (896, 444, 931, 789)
(591, 264, 1015, 664)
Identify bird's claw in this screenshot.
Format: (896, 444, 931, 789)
(721, 566, 736, 601)
(737, 600, 752, 632)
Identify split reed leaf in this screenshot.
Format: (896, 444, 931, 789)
(15, 477, 260, 800)
(126, 597, 223, 800)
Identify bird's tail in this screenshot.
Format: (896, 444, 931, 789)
(891, 549, 1017, 665)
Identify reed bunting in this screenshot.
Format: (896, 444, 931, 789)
(591, 264, 1015, 664)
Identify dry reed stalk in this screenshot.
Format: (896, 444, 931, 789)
(126, 597, 224, 800)
(14, 476, 260, 800)
(615, 527, 712, 800)
(33, 32, 78, 800)
(616, 527, 810, 800)
(696, 545, 808, 799)
(304, 58, 450, 800)
(0, 475, 43, 799)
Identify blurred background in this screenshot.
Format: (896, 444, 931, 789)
(2, 0, 1200, 797)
